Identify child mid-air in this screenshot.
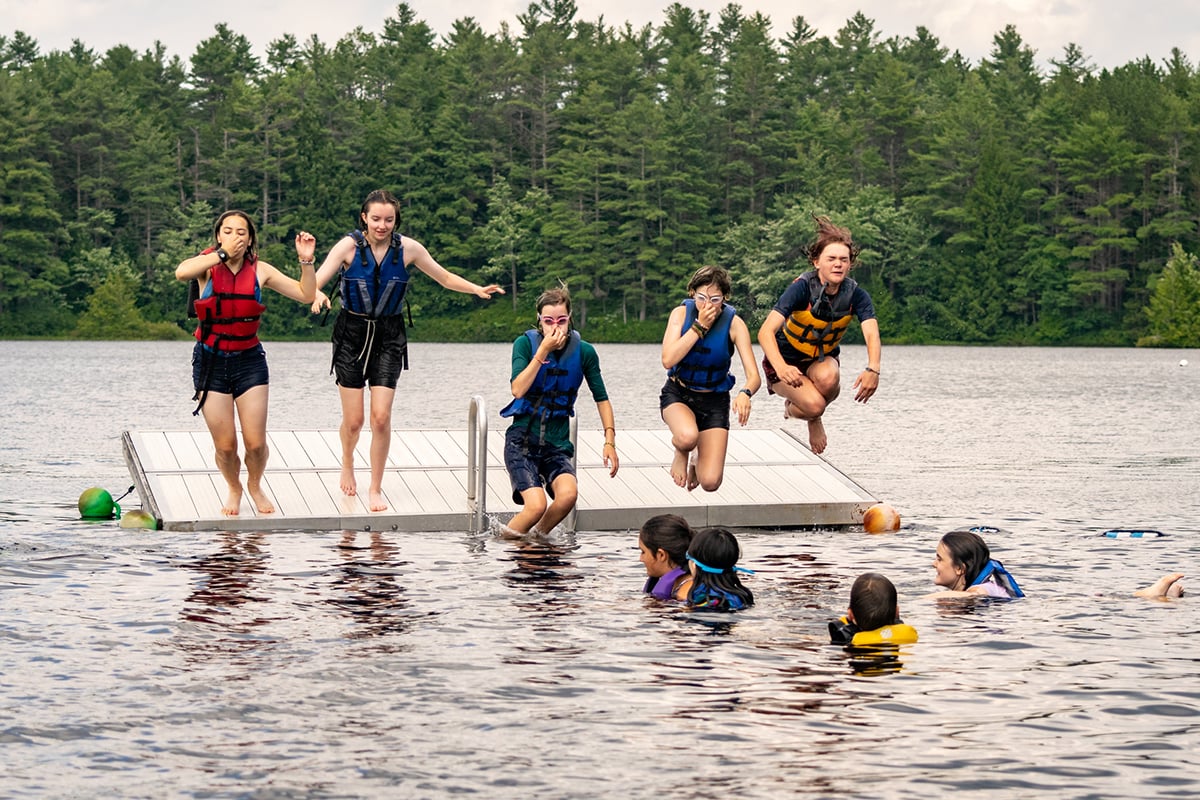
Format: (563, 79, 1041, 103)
(686, 527, 755, 611)
(829, 572, 918, 645)
(638, 514, 695, 601)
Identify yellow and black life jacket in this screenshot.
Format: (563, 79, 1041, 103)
(782, 271, 858, 360)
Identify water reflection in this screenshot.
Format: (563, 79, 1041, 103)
(843, 645, 908, 676)
(328, 530, 412, 640)
(500, 533, 583, 610)
(182, 530, 269, 628)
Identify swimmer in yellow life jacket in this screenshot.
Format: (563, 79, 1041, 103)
(757, 214, 881, 454)
(829, 572, 918, 646)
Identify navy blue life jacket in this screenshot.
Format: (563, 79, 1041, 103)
(339, 230, 409, 318)
(971, 559, 1025, 598)
(668, 300, 736, 392)
(500, 329, 584, 422)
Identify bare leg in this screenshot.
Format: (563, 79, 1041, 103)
(338, 385, 366, 497)
(772, 380, 828, 453)
(505, 487, 549, 537)
(200, 392, 244, 515)
(1135, 573, 1185, 598)
(774, 359, 841, 454)
(692, 427, 730, 492)
(235, 384, 274, 513)
(366, 386, 396, 512)
(806, 418, 827, 455)
(662, 403, 699, 489)
(532, 473, 579, 535)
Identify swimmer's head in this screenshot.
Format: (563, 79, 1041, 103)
(848, 572, 899, 630)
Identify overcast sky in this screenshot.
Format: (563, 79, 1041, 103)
(4, 0, 1197, 71)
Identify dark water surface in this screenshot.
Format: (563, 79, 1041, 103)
(2, 341, 1198, 798)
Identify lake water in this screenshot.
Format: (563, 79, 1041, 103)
(1, 340, 1198, 798)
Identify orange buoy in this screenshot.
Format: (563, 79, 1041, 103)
(862, 503, 901, 533)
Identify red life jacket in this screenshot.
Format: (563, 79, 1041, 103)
(192, 254, 266, 351)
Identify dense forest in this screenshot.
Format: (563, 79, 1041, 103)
(2, 1, 1200, 346)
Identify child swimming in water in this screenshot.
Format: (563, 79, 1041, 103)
(638, 514, 694, 602)
(930, 530, 1024, 598)
(829, 572, 918, 645)
(686, 527, 754, 611)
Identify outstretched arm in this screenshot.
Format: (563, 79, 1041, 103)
(596, 399, 619, 477)
(730, 315, 761, 425)
(310, 236, 357, 313)
(259, 232, 317, 303)
(407, 237, 504, 299)
(852, 318, 881, 403)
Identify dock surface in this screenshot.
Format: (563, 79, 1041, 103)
(122, 427, 878, 532)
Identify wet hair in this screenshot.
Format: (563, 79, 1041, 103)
(535, 287, 572, 316)
(939, 530, 992, 588)
(686, 265, 732, 297)
(807, 214, 860, 265)
(639, 514, 692, 569)
(212, 210, 257, 260)
(359, 189, 402, 230)
(849, 572, 899, 630)
(686, 527, 754, 610)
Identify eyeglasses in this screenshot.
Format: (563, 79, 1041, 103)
(540, 315, 570, 326)
(694, 293, 724, 305)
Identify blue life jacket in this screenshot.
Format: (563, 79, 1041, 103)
(500, 329, 584, 422)
(668, 300, 736, 392)
(971, 559, 1025, 598)
(689, 583, 749, 611)
(339, 230, 409, 318)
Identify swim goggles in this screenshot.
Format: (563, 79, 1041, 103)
(686, 554, 755, 575)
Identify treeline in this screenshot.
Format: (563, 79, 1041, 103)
(2, 1, 1200, 345)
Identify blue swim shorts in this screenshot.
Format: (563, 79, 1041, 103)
(503, 425, 576, 503)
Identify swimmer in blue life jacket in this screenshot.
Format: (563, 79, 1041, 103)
(686, 527, 755, 611)
(929, 529, 1182, 601)
(829, 572, 918, 646)
(638, 514, 694, 602)
(930, 530, 1025, 599)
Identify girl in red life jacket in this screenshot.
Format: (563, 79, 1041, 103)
(175, 210, 317, 517)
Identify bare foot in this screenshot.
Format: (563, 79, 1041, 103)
(783, 399, 797, 420)
(497, 522, 525, 539)
(1135, 573, 1184, 599)
(807, 417, 827, 454)
(247, 484, 275, 514)
(221, 485, 243, 516)
(686, 453, 700, 492)
(670, 448, 689, 488)
(340, 464, 357, 496)
(368, 488, 388, 512)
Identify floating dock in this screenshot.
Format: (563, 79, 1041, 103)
(122, 414, 878, 533)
